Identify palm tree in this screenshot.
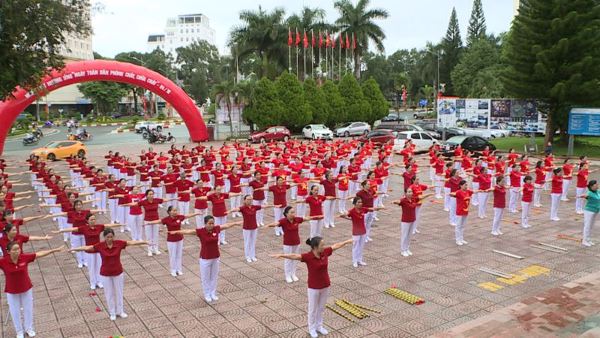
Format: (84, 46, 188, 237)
(286, 7, 332, 79)
(213, 81, 238, 136)
(334, 0, 389, 79)
(229, 6, 287, 79)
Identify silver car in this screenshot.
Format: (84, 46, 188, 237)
(335, 122, 371, 137)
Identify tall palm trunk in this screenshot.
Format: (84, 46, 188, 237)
(354, 49, 361, 79)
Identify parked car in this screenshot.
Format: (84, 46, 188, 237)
(31, 141, 87, 161)
(381, 113, 404, 122)
(335, 122, 370, 137)
(393, 131, 440, 153)
(360, 129, 395, 145)
(302, 124, 333, 140)
(135, 121, 163, 133)
(377, 123, 441, 139)
(461, 128, 510, 139)
(442, 136, 496, 157)
(412, 110, 430, 119)
(248, 126, 291, 143)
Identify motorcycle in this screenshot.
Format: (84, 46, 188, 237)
(148, 132, 175, 144)
(32, 128, 43, 138)
(43, 121, 54, 128)
(68, 132, 92, 141)
(22, 133, 39, 146)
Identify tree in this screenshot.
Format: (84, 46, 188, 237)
(275, 72, 311, 130)
(286, 7, 331, 78)
(362, 52, 393, 94)
(321, 80, 345, 126)
(78, 82, 128, 115)
(451, 37, 505, 98)
(245, 77, 283, 130)
(114, 51, 147, 114)
(338, 73, 370, 123)
(213, 81, 237, 136)
(467, 0, 487, 47)
(229, 6, 288, 79)
(361, 78, 388, 123)
(440, 8, 463, 96)
(176, 41, 222, 103)
(0, 0, 91, 98)
(303, 78, 329, 124)
(334, 0, 389, 79)
(503, 0, 600, 143)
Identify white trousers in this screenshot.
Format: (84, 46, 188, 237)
(253, 200, 266, 225)
(7, 289, 34, 335)
(455, 215, 467, 242)
(436, 176, 444, 198)
(337, 190, 348, 213)
(229, 195, 241, 216)
(365, 212, 374, 239)
(492, 208, 504, 234)
(214, 216, 227, 243)
(472, 182, 480, 205)
(199, 258, 220, 298)
(307, 287, 329, 333)
(400, 222, 416, 252)
(144, 224, 160, 252)
(102, 273, 124, 316)
(352, 235, 366, 264)
(509, 187, 519, 213)
(576, 187, 586, 213)
(521, 201, 531, 227)
(243, 229, 257, 259)
(429, 167, 435, 183)
(544, 171, 552, 190)
(534, 183, 543, 206)
(118, 205, 129, 231)
(310, 219, 323, 238)
(178, 201, 190, 217)
(274, 207, 284, 235)
(444, 187, 451, 210)
(562, 179, 571, 200)
(108, 199, 118, 223)
(583, 210, 598, 243)
(87, 252, 101, 288)
(449, 197, 457, 225)
(478, 192, 489, 218)
(413, 205, 422, 233)
(323, 199, 335, 227)
(128, 214, 144, 241)
(167, 240, 183, 273)
(58, 216, 69, 242)
(296, 200, 307, 218)
(166, 193, 177, 208)
(283, 245, 299, 278)
(550, 193, 561, 220)
(152, 187, 163, 200)
(70, 234, 86, 265)
(194, 208, 208, 228)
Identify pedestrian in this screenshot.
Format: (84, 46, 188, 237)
(339, 197, 369, 267)
(490, 175, 507, 236)
(168, 216, 241, 303)
(580, 180, 600, 247)
(356, 180, 376, 242)
(270, 236, 352, 338)
(299, 185, 327, 238)
(451, 180, 474, 246)
(520, 175, 534, 228)
(207, 185, 241, 245)
(70, 229, 147, 320)
(561, 158, 574, 201)
(576, 163, 597, 214)
(534, 161, 545, 207)
(393, 188, 432, 256)
(233, 195, 276, 263)
(0, 242, 64, 338)
(549, 168, 563, 221)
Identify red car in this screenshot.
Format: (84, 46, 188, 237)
(361, 129, 395, 145)
(249, 126, 291, 143)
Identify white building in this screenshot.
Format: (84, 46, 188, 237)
(513, 0, 520, 18)
(147, 13, 216, 56)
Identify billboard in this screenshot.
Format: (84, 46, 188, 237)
(568, 108, 600, 136)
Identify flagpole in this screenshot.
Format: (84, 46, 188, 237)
(311, 30, 314, 79)
(338, 35, 341, 79)
(296, 28, 299, 79)
(325, 30, 328, 79)
(303, 29, 306, 80)
(331, 37, 334, 80)
(288, 27, 292, 72)
(345, 33, 349, 75)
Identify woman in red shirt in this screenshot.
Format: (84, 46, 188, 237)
(543, 152, 555, 191)
(490, 175, 507, 236)
(169, 216, 241, 303)
(225, 167, 243, 218)
(271, 236, 352, 338)
(508, 164, 522, 213)
(576, 163, 597, 214)
(476, 169, 492, 219)
(336, 166, 351, 214)
(232, 195, 275, 263)
(53, 199, 101, 268)
(0, 223, 52, 256)
(293, 170, 313, 217)
(299, 185, 328, 238)
(408, 176, 433, 234)
(446, 169, 462, 226)
(266, 206, 311, 282)
(72, 228, 147, 320)
(0, 242, 64, 337)
(534, 161, 545, 207)
(269, 176, 294, 236)
(340, 197, 375, 267)
(191, 179, 211, 228)
(561, 158, 574, 201)
(56, 214, 122, 289)
(451, 180, 475, 245)
(127, 189, 167, 256)
(248, 171, 269, 226)
(321, 171, 338, 229)
(520, 175, 535, 228)
(207, 185, 241, 245)
(174, 172, 195, 223)
(549, 167, 563, 221)
(393, 188, 432, 256)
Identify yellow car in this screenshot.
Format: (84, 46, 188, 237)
(31, 140, 87, 161)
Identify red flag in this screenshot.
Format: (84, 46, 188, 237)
(332, 33, 336, 49)
(295, 28, 301, 46)
(326, 33, 331, 48)
(311, 30, 315, 48)
(303, 31, 308, 48)
(345, 33, 350, 49)
(339, 34, 343, 49)
(319, 31, 323, 48)
(352, 33, 356, 49)
(287, 28, 292, 46)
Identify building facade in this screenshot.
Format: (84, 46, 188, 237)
(147, 14, 216, 55)
(513, 0, 520, 17)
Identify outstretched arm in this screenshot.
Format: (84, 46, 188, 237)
(270, 253, 302, 260)
(36, 245, 66, 258)
(126, 240, 148, 246)
(331, 239, 353, 251)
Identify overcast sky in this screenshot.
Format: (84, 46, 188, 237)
(92, 0, 515, 58)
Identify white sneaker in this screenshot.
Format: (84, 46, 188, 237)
(177, 271, 183, 276)
(582, 240, 593, 247)
(353, 262, 358, 268)
(591, 241, 596, 246)
(204, 296, 213, 303)
(309, 330, 318, 338)
(407, 250, 413, 256)
(456, 241, 464, 246)
(154, 250, 161, 255)
(292, 275, 299, 282)
(491, 231, 499, 236)
(83, 262, 88, 267)
(77, 263, 83, 269)
(97, 283, 104, 289)
(246, 257, 252, 263)
(461, 240, 468, 245)
(211, 294, 219, 301)
(171, 271, 177, 277)
(358, 261, 367, 266)
(147, 251, 153, 257)
(286, 276, 293, 283)
(251, 257, 257, 262)
(324, 224, 330, 229)
(317, 327, 329, 335)
(374, 216, 380, 221)
(17, 333, 24, 338)
(26, 329, 36, 337)
(330, 223, 335, 228)
(413, 229, 420, 234)
(220, 240, 228, 245)
(110, 315, 117, 321)
(90, 285, 96, 290)
(118, 312, 128, 318)
(401, 251, 409, 257)
(444, 208, 449, 212)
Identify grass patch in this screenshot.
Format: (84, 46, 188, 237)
(491, 136, 600, 157)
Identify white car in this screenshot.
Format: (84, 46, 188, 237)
(335, 122, 371, 137)
(135, 121, 163, 133)
(460, 128, 510, 140)
(393, 131, 440, 153)
(303, 124, 333, 140)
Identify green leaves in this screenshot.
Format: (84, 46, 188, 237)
(77, 81, 128, 115)
(275, 72, 311, 130)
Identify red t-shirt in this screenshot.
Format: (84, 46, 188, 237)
(0, 234, 30, 256)
(577, 169, 589, 188)
(249, 180, 265, 200)
(162, 215, 185, 242)
(479, 173, 492, 190)
(535, 168, 545, 185)
(196, 226, 220, 259)
(348, 207, 366, 235)
(175, 179, 194, 202)
(0, 253, 36, 294)
(301, 247, 333, 289)
(139, 198, 163, 221)
(79, 224, 105, 245)
(449, 176, 461, 192)
(337, 175, 350, 191)
(402, 171, 415, 189)
(399, 197, 417, 222)
(294, 177, 309, 196)
(128, 193, 144, 215)
(455, 190, 473, 216)
(356, 190, 374, 208)
(509, 171, 522, 188)
(269, 184, 289, 207)
(493, 186, 506, 209)
(278, 217, 303, 246)
(162, 173, 179, 193)
(208, 193, 229, 217)
(522, 183, 534, 202)
(305, 195, 326, 219)
(192, 187, 210, 209)
(228, 174, 242, 193)
(321, 179, 337, 197)
(551, 176, 563, 194)
(89, 240, 127, 276)
(240, 205, 260, 230)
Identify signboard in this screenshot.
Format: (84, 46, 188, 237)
(568, 108, 600, 136)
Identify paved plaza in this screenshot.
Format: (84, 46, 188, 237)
(2, 134, 600, 338)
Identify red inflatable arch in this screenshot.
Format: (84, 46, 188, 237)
(0, 59, 208, 154)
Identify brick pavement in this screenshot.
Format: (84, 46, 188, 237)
(1, 144, 600, 338)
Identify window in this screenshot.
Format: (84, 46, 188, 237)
(421, 133, 432, 140)
(191, 29, 194, 33)
(411, 133, 421, 140)
(396, 133, 408, 139)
